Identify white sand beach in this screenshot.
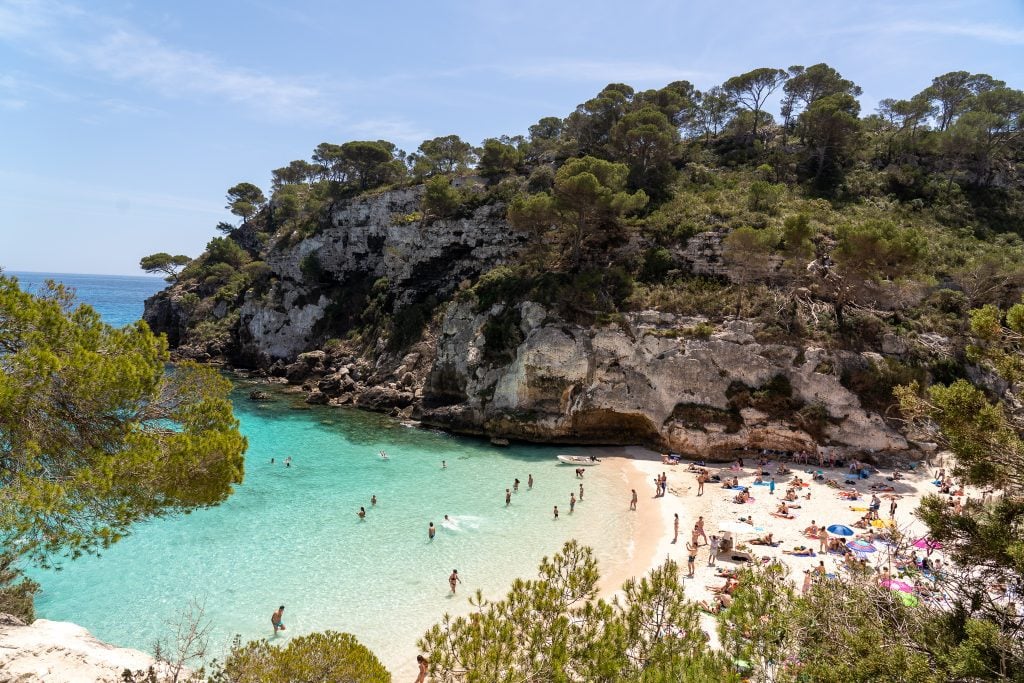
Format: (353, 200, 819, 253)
(600, 446, 956, 638)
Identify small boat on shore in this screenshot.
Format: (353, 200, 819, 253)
(557, 454, 600, 466)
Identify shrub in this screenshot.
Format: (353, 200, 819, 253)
(422, 175, 462, 220)
(640, 247, 675, 283)
(214, 630, 389, 683)
(748, 180, 785, 213)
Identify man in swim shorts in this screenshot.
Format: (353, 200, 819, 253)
(271, 605, 285, 633)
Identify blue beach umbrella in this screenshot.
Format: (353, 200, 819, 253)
(826, 524, 854, 536)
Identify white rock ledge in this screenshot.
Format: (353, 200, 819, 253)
(0, 615, 155, 683)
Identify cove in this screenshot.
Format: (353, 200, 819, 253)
(29, 379, 638, 672)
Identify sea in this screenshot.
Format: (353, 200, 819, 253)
(9, 271, 637, 673)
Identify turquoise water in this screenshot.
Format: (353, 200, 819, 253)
(17, 274, 637, 672)
(7, 271, 165, 328)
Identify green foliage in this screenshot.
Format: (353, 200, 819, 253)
(640, 246, 675, 282)
(204, 237, 249, 269)
(419, 540, 736, 682)
(608, 106, 680, 198)
(421, 175, 463, 220)
(388, 298, 437, 351)
(510, 156, 647, 271)
(139, 253, 192, 282)
(225, 182, 267, 223)
(312, 140, 406, 191)
(477, 137, 523, 179)
(722, 67, 788, 137)
(410, 134, 475, 177)
(0, 276, 247, 565)
(471, 266, 534, 312)
(213, 631, 390, 682)
(833, 220, 926, 282)
(299, 254, 326, 283)
(747, 180, 785, 213)
(0, 551, 38, 622)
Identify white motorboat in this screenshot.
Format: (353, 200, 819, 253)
(557, 454, 600, 466)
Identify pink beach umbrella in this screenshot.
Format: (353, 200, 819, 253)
(912, 538, 942, 550)
(847, 539, 877, 553)
(881, 579, 914, 593)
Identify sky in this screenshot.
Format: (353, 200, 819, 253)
(1, 0, 1022, 275)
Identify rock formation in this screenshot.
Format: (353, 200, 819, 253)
(0, 614, 156, 682)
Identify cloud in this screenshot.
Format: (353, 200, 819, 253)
(863, 20, 1024, 46)
(0, 0, 330, 121)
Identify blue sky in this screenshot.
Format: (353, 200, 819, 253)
(1, 0, 1022, 275)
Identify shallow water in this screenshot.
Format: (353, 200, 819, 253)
(17, 270, 637, 671)
(30, 381, 636, 670)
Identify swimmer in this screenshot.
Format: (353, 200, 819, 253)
(271, 605, 285, 633)
(284, 456, 292, 468)
(449, 569, 461, 594)
(442, 460, 446, 469)
(505, 488, 511, 506)
(270, 457, 275, 464)
(428, 522, 435, 540)
(380, 450, 388, 460)
(371, 494, 377, 507)
(358, 506, 366, 520)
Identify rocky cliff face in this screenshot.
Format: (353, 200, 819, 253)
(0, 614, 156, 682)
(416, 300, 910, 459)
(144, 186, 927, 461)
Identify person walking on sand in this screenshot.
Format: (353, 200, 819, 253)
(685, 541, 698, 577)
(708, 535, 719, 566)
(415, 655, 428, 683)
(569, 492, 576, 513)
(673, 513, 680, 543)
(769, 477, 776, 496)
(696, 516, 708, 544)
(630, 489, 638, 511)
(449, 569, 461, 594)
(505, 488, 511, 506)
(271, 605, 286, 634)
(553, 505, 559, 519)
(697, 472, 705, 496)
(818, 526, 828, 553)
(528, 473, 533, 490)
(428, 522, 435, 540)
(890, 499, 898, 518)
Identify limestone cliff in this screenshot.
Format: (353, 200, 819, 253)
(144, 185, 936, 460)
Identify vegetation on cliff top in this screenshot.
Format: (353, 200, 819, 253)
(143, 64, 1023, 365)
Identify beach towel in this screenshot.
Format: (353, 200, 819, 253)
(752, 481, 770, 486)
(849, 506, 869, 511)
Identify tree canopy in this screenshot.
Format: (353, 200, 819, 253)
(0, 274, 247, 564)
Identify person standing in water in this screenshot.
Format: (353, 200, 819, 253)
(513, 478, 520, 493)
(284, 456, 292, 468)
(428, 522, 435, 540)
(271, 606, 285, 634)
(441, 460, 446, 469)
(569, 492, 576, 513)
(579, 482, 584, 501)
(528, 473, 533, 490)
(449, 569, 461, 594)
(553, 505, 559, 519)
(358, 507, 366, 520)
(370, 494, 377, 507)
(630, 489, 638, 511)
(505, 488, 511, 506)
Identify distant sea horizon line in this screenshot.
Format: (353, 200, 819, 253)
(5, 269, 164, 280)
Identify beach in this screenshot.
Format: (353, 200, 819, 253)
(602, 446, 953, 639)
